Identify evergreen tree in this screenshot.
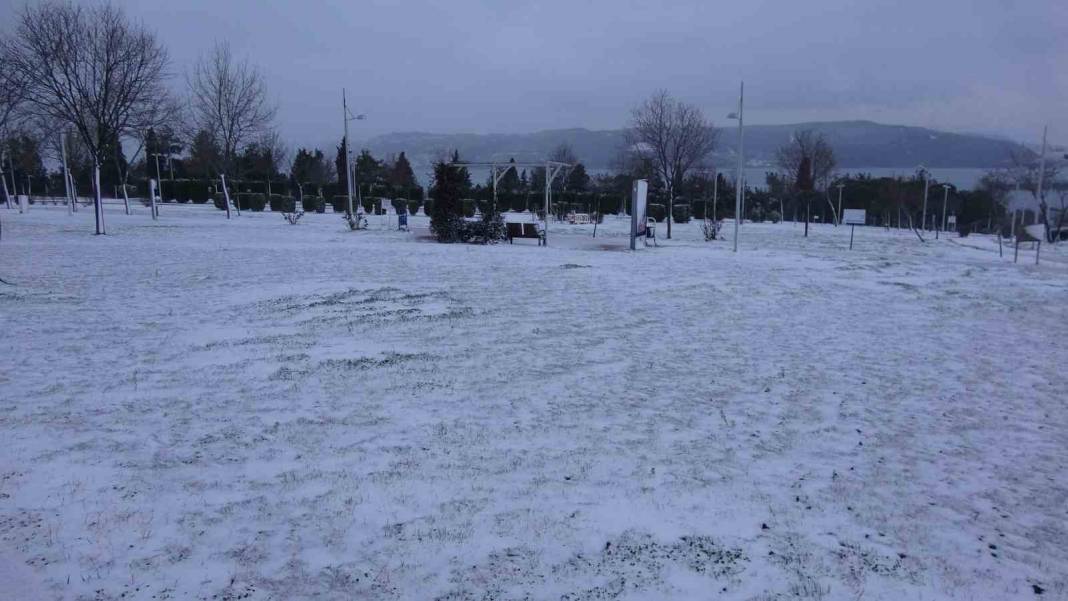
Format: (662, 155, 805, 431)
(388, 151, 417, 193)
(430, 160, 465, 242)
(566, 163, 590, 192)
(500, 157, 521, 192)
(335, 137, 348, 188)
(187, 129, 221, 181)
(450, 150, 472, 193)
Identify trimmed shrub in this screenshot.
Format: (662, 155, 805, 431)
(422, 199, 434, 216)
(213, 193, 227, 210)
(767, 210, 782, 223)
(331, 195, 349, 213)
(461, 198, 476, 218)
(392, 198, 408, 214)
(672, 204, 691, 223)
(270, 195, 296, 212)
(648, 203, 666, 222)
(301, 195, 319, 212)
(407, 199, 420, 216)
(248, 194, 266, 212)
(510, 194, 529, 213)
(692, 201, 708, 220)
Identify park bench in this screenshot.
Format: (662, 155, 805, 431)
(506, 222, 544, 246)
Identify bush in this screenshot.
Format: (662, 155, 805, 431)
(213, 193, 227, 210)
(407, 200, 421, 216)
(392, 198, 408, 214)
(463, 211, 507, 244)
(510, 194, 528, 213)
(648, 203, 666, 222)
(461, 198, 476, 218)
(767, 210, 782, 223)
(672, 204, 691, 223)
(423, 199, 433, 216)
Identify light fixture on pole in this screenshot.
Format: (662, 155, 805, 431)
(342, 88, 366, 219)
(727, 81, 744, 253)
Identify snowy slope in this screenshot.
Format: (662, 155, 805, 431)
(1, 205, 1066, 600)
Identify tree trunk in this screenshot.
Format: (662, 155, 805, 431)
(804, 199, 810, 237)
(666, 189, 673, 239)
(0, 164, 10, 210)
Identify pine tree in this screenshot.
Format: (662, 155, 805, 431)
(566, 163, 590, 192)
(431, 160, 466, 242)
(389, 151, 417, 193)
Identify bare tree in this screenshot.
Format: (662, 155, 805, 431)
(4, 2, 169, 234)
(188, 41, 276, 213)
(775, 129, 838, 227)
(627, 90, 718, 238)
(1007, 148, 1063, 241)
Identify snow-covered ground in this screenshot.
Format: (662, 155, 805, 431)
(1, 204, 1066, 600)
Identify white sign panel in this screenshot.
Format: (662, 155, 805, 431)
(947, 215, 957, 226)
(842, 209, 866, 225)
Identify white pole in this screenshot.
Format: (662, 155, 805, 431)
(921, 170, 929, 232)
(93, 162, 105, 235)
(1036, 125, 1048, 241)
(836, 184, 844, 226)
(149, 178, 158, 220)
(544, 161, 550, 246)
(939, 185, 949, 239)
(0, 150, 10, 210)
(61, 133, 72, 214)
(221, 173, 232, 219)
(733, 81, 744, 252)
(154, 153, 164, 202)
(344, 88, 354, 217)
(711, 168, 718, 222)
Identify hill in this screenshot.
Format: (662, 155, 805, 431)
(364, 121, 1029, 173)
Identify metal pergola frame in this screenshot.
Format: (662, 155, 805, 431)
(451, 160, 571, 246)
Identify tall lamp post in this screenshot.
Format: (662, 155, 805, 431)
(727, 81, 744, 252)
(342, 88, 366, 218)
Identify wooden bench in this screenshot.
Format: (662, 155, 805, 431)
(506, 222, 544, 246)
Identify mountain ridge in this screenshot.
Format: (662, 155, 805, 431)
(363, 120, 1029, 172)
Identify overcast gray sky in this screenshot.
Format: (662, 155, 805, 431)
(4, 0, 1066, 149)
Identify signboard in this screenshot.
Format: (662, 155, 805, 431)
(842, 209, 866, 225)
(947, 215, 957, 227)
(630, 179, 648, 250)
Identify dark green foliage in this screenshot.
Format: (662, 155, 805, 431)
(648, 203, 667, 222)
(461, 198, 476, 218)
(301, 195, 320, 213)
(464, 210, 507, 244)
(388, 152, 418, 190)
(423, 199, 434, 216)
(566, 163, 590, 192)
(407, 199, 421, 216)
(430, 160, 466, 242)
(672, 204, 691, 223)
(212, 193, 227, 210)
(331, 195, 349, 213)
(391, 198, 408, 214)
(510, 194, 529, 213)
(768, 210, 782, 223)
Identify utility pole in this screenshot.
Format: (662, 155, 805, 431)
(343, 88, 354, 217)
(731, 81, 744, 253)
(1036, 125, 1048, 241)
(152, 152, 164, 202)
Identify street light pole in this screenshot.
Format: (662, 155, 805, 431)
(342, 88, 366, 219)
(730, 81, 745, 253)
